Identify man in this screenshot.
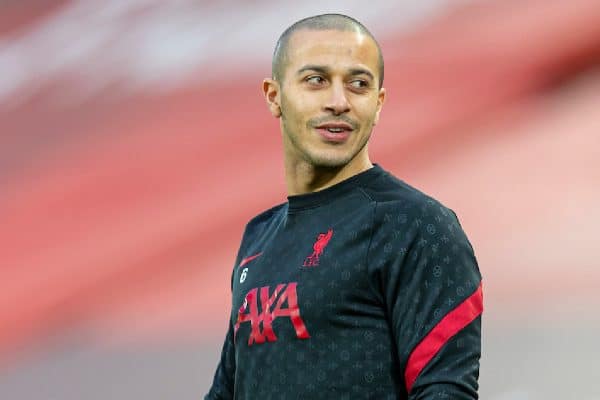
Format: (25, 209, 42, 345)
(205, 13, 482, 400)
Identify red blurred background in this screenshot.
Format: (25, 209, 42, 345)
(1, 1, 599, 399)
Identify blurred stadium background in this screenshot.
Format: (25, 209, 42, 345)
(1, 0, 599, 399)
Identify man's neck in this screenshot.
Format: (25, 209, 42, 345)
(284, 157, 373, 196)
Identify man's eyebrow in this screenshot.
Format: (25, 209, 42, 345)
(349, 68, 375, 81)
(297, 65, 330, 75)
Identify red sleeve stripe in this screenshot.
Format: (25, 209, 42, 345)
(404, 281, 483, 393)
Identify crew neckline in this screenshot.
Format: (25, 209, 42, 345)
(287, 164, 384, 212)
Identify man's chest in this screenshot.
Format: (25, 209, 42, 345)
(230, 207, 378, 347)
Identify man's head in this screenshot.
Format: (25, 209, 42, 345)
(263, 14, 386, 172)
(272, 14, 384, 88)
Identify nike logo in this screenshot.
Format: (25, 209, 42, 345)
(239, 252, 263, 268)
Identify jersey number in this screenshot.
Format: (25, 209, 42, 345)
(240, 267, 248, 283)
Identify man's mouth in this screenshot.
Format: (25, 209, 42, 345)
(315, 122, 354, 132)
(323, 127, 346, 133)
(314, 122, 354, 142)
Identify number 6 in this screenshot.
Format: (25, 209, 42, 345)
(240, 267, 248, 283)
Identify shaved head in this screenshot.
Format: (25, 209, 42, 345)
(272, 14, 384, 88)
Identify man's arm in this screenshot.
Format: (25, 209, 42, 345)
(205, 251, 242, 400)
(369, 200, 483, 399)
(405, 314, 481, 399)
(204, 321, 235, 400)
(403, 284, 482, 400)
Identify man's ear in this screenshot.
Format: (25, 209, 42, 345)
(373, 87, 386, 125)
(263, 78, 281, 118)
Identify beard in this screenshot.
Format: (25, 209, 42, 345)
(279, 94, 372, 169)
(281, 118, 372, 169)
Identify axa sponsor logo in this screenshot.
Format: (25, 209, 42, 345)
(234, 282, 309, 345)
(303, 228, 333, 267)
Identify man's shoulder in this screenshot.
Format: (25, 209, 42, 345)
(363, 167, 448, 215)
(243, 202, 287, 234)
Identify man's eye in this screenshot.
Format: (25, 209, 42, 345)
(306, 76, 325, 85)
(350, 80, 368, 89)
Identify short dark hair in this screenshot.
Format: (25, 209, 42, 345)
(272, 14, 384, 88)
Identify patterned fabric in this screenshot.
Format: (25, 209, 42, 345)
(205, 165, 482, 399)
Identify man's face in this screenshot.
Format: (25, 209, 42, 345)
(266, 29, 385, 170)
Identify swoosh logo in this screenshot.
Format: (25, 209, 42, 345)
(239, 252, 263, 268)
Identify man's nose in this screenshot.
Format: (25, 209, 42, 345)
(324, 81, 350, 115)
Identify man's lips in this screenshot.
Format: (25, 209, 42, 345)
(314, 123, 353, 143)
(314, 122, 354, 131)
(310, 118, 357, 143)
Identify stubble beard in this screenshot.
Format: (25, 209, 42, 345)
(280, 95, 373, 170)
